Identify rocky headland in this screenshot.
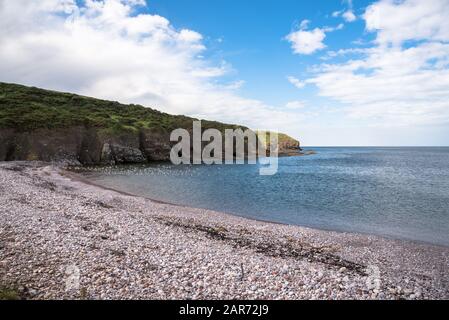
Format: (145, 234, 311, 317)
(0, 82, 303, 165)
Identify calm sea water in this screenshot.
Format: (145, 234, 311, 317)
(76, 147, 449, 246)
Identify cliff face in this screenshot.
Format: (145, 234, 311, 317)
(0, 127, 172, 165)
(256, 131, 301, 156)
(0, 82, 301, 164)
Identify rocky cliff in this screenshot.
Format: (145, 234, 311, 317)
(0, 82, 301, 164)
(256, 131, 302, 156)
(0, 126, 166, 165)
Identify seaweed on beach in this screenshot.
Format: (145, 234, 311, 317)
(0, 286, 20, 300)
(153, 216, 367, 275)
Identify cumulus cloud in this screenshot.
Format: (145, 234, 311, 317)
(286, 18, 346, 55)
(0, 0, 302, 134)
(364, 0, 449, 45)
(301, 0, 449, 126)
(285, 24, 327, 55)
(332, 0, 356, 23)
(342, 10, 356, 22)
(287, 76, 306, 89)
(332, 10, 342, 18)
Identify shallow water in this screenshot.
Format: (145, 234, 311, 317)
(75, 147, 449, 246)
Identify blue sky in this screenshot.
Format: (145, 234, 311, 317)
(145, 0, 369, 106)
(1, 0, 449, 146)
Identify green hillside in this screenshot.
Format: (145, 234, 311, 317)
(0, 82, 301, 164)
(0, 82, 245, 133)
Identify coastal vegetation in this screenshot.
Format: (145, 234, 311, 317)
(0, 82, 245, 134)
(0, 82, 301, 164)
(256, 130, 301, 152)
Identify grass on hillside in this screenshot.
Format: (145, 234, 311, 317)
(256, 130, 299, 147)
(0, 82, 245, 134)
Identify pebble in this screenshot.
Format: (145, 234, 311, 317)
(0, 162, 448, 300)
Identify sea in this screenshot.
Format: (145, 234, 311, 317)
(74, 147, 449, 246)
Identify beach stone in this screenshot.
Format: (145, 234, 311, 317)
(0, 162, 448, 300)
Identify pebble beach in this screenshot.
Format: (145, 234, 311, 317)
(1, 161, 448, 300)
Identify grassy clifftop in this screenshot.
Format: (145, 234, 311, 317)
(256, 130, 301, 151)
(0, 82, 245, 134)
(0, 82, 300, 163)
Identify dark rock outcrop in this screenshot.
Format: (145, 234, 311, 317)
(0, 126, 303, 164)
(0, 127, 163, 165)
(278, 138, 302, 156)
(0, 129, 15, 161)
(105, 144, 146, 164)
(279, 138, 300, 152)
(256, 131, 302, 157)
(139, 128, 172, 161)
(1, 127, 88, 164)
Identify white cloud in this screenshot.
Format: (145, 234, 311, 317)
(342, 10, 356, 22)
(332, 0, 356, 23)
(303, 0, 449, 127)
(285, 27, 326, 55)
(0, 0, 303, 136)
(285, 101, 306, 110)
(299, 19, 310, 30)
(332, 10, 342, 18)
(286, 18, 345, 55)
(322, 47, 368, 60)
(364, 0, 449, 45)
(178, 29, 203, 43)
(222, 80, 246, 90)
(323, 23, 344, 32)
(336, 23, 345, 30)
(287, 76, 306, 89)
